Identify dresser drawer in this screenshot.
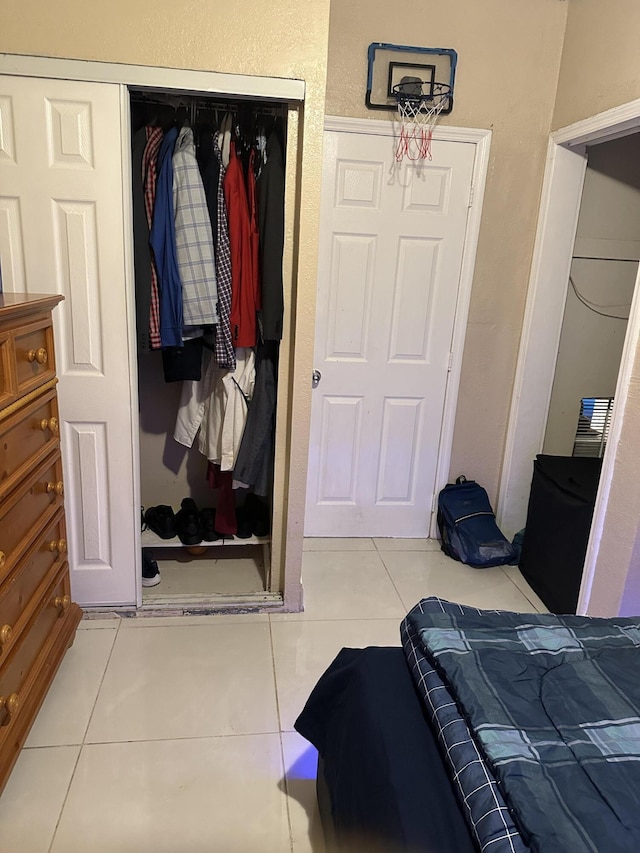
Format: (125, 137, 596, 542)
(0, 567, 70, 731)
(0, 388, 60, 502)
(0, 334, 14, 410)
(0, 453, 64, 584)
(13, 318, 56, 398)
(0, 510, 66, 662)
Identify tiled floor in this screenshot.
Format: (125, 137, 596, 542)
(0, 539, 545, 852)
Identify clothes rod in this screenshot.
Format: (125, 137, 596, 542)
(129, 94, 283, 115)
(573, 255, 640, 262)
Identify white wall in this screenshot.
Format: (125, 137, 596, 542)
(544, 135, 640, 455)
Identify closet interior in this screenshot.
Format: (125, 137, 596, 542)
(130, 87, 288, 607)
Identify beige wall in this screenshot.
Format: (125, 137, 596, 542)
(326, 0, 568, 501)
(0, 0, 330, 603)
(552, 0, 640, 616)
(554, 0, 640, 130)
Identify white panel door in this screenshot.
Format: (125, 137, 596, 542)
(0, 75, 136, 605)
(305, 130, 475, 537)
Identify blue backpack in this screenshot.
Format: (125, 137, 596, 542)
(437, 476, 517, 568)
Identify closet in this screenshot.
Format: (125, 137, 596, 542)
(130, 89, 288, 608)
(0, 63, 306, 612)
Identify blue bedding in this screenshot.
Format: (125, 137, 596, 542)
(403, 598, 640, 853)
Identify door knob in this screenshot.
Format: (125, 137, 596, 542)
(312, 369, 322, 388)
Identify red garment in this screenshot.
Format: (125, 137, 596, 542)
(207, 462, 237, 535)
(142, 127, 163, 350)
(224, 142, 258, 348)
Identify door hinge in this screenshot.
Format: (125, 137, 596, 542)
(447, 352, 454, 372)
(431, 494, 437, 513)
(468, 184, 474, 207)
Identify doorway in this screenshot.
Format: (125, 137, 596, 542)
(498, 102, 640, 617)
(0, 54, 306, 611)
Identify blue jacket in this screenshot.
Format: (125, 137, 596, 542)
(149, 127, 182, 347)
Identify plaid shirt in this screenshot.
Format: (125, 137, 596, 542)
(213, 136, 235, 370)
(172, 127, 218, 327)
(142, 127, 163, 349)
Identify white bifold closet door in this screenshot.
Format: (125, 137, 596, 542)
(0, 75, 137, 606)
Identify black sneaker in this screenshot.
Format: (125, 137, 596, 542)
(200, 508, 221, 542)
(175, 498, 203, 546)
(144, 505, 177, 539)
(142, 553, 161, 587)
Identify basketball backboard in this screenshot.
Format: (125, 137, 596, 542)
(366, 42, 457, 113)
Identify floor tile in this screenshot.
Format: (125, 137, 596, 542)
(77, 616, 121, 629)
(380, 549, 540, 612)
(25, 627, 117, 747)
(282, 731, 325, 853)
(142, 547, 264, 600)
(119, 612, 269, 628)
(501, 566, 549, 612)
(85, 622, 278, 742)
(272, 619, 401, 730)
(50, 736, 289, 853)
(271, 550, 405, 621)
(0, 745, 80, 853)
(374, 537, 441, 551)
(303, 537, 375, 551)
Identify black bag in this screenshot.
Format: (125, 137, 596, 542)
(437, 476, 517, 568)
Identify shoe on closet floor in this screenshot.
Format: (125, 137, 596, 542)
(246, 493, 270, 538)
(175, 498, 203, 545)
(144, 505, 176, 540)
(235, 506, 253, 539)
(142, 553, 161, 587)
(200, 508, 221, 542)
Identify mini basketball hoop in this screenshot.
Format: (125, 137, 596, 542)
(392, 78, 452, 162)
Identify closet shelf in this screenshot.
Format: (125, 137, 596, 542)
(141, 529, 269, 548)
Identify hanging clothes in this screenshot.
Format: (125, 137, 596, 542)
(149, 126, 183, 348)
(198, 128, 235, 371)
(248, 146, 261, 318)
(206, 463, 237, 535)
(173, 346, 256, 471)
(218, 112, 232, 169)
(257, 128, 285, 340)
(141, 126, 164, 349)
(132, 127, 153, 352)
(225, 141, 259, 348)
(172, 126, 219, 328)
(233, 340, 277, 496)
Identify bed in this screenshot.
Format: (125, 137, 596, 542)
(295, 597, 640, 852)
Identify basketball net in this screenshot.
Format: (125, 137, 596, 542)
(394, 85, 450, 162)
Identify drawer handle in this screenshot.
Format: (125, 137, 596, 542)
(54, 594, 71, 615)
(27, 347, 48, 365)
(46, 480, 64, 497)
(49, 539, 67, 555)
(0, 693, 19, 725)
(0, 551, 4, 569)
(39, 417, 59, 435)
(0, 624, 12, 647)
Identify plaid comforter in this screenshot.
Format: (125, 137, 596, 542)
(403, 598, 640, 853)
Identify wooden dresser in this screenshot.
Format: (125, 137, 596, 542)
(0, 293, 82, 794)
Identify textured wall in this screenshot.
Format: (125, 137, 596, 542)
(0, 0, 330, 598)
(325, 0, 568, 501)
(552, 0, 640, 616)
(553, 0, 640, 130)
